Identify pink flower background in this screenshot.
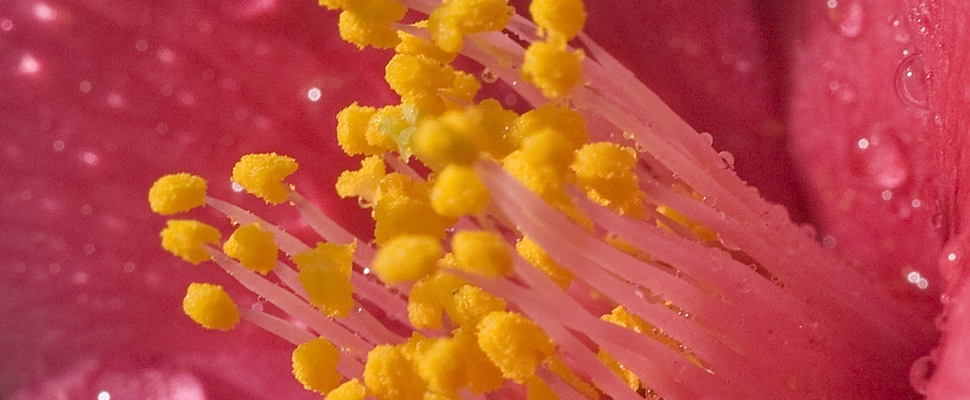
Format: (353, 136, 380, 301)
(0, 0, 960, 398)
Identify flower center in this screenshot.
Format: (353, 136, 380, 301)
(148, 0, 930, 398)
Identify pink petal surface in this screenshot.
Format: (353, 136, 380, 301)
(0, 0, 952, 398)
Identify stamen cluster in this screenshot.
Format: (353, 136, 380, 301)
(148, 0, 929, 399)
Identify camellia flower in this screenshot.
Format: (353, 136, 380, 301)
(2, 0, 967, 399)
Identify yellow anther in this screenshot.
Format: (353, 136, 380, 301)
(545, 356, 600, 399)
(598, 349, 641, 391)
(336, 0, 408, 49)
(148, 173, 207, 215)
(477, 311, 555, 383)
(444, 284, 507, 329)
(510, 102, 589, 151)
(408, 271, 466, 329)
(502, 147, 569, 206)
(232, 153, 298, 204)
(373, 174, 455, 245)
(386, 53, 456, 99)
(371, 234, 443, 285)
(572, 142, 645, 217)
(363, 345, 427, 400)
(520, 128, 575, 174)
(525, 375, 557, 400)
(292, 242, 356, 317)
(160, 220, 221, 265)
(336, 102, 383, 156)
(475, 99, 520, 159)
(451, 230, 513, 277)
(452, 328, 505, 393)
(223, 223, 278, 275)
(293, 242, 357, 277)
(415, 337, 465, 395)
(397, 331, 433, 363)
(430, 165, 490, 217)
(516, 236, 573, 289)
(292, 337, 342, 394)
(414, 109, 483, 169)
(442, 70, 482, 105)
(182, 282, 239, 331)
(318, 0, 343, 10)
(656, 203, 719, 243)
(428, 0, 515, 52)
(529, 0, 586, 43)
(396, 30, 458, 64)
(335, 156, 386, 205)
(324, 379, 366, 400)
(366, 104, 416, 156)
(521, 41, 585, 99)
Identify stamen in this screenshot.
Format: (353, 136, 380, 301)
(147, 0, 930, 398)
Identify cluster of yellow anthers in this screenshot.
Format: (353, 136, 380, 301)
(149, 0, 929, 398)
(147, 0, 659, 398)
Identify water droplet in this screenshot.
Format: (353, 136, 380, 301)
(799, 224, 817, 239)
(828, 80, 857, 103)
(850, 127, 910, 189)
(481, 68, 498, 83)
(895, 53, 928, 109)
(822, 235, 837, 248)
(699, 132, 714, 146)
(307, 87, 322, 102)
(909, 355, 935, 395)
(827, 0, 865, 37)
(717, 151, 735, 170)
(716, 232, 741, 251)
(889, 16, 911, 43)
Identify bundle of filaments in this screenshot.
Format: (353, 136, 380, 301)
(148, 0, 930, 398)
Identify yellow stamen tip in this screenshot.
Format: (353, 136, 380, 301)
(294, 242, 357, 317)
(451, 230, 513, 277)
(223, 223, 278, 275)
(444, 284, 507, 329)
(430, 165, 491, 217)
(182, 282, 239, 331)
(372, 234, 443, 285)
(428, 0, 515, 52)
(336, 102, 383, 156)
(521, 41, 585, 99)
(529, 0, 586, 42)
(232, 153, 298, 204)
(148, 173, 207, 215)
(477, 311, 555, 383)
(363, 345, 427, 400)
(160, 219, 221, 265)
(572, 142, 646, 216)
(324, 379, 366, 400)
(516, 236, 573, 289)
(292, 337, 342, 394)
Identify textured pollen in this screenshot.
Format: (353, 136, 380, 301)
(159, 220, 221, 265)
(148, 173, 207, 215)
(231, 153, 298, 204)
(292, 337, 342, 394)
(182, 283, 240, 331)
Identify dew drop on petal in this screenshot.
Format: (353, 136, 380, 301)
(717, 151, 735, 170)
(826, 0, 865, 38)
(19, 54, 40, 75)
(895, 53, 928, 109)
(909, 355, 934, 395)
(699, 132, 714, 146)
(481, 68, 498, 83)
(33, 3, 56, 21)
(307, 87, 322, 102)
(851, 127, 910, 190)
